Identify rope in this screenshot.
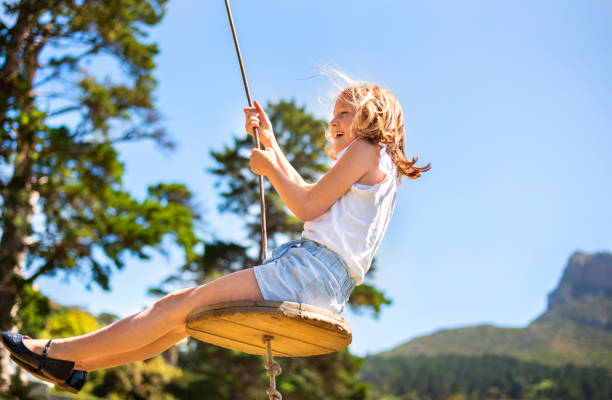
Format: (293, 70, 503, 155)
(223, 4, 282, 399)
(223, 0, 268, 260)
(263, 335, 282, 400)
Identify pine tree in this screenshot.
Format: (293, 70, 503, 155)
(0, 0, 200, 388)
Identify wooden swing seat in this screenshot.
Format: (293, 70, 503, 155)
(186, 300, 352, 357)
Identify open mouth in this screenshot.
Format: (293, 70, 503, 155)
(334, 131, 344, 138)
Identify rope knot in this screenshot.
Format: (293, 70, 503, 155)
(266, 387, 283, 400)
(262, 335, 283, 400)
(265, 360, 282, 377)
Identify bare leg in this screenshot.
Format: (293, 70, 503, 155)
(23, 268, 263, 364)
(76, 327, 188, 371)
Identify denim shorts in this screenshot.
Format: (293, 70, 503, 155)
(253, 239, 356, 314)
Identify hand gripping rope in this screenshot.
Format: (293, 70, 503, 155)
(224, 0, 268, 261)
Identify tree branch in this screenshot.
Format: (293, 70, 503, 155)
(46, 105, 84, 119)
(25, 21, 55, 89)
(110, 126, 174, 150)
(25, 259, 54, 284)
(0, 285, 18, 296)
(37, 40, 107, 75)
(0, 5, 35, 83)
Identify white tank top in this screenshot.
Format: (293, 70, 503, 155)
(302, 141, 398, 284)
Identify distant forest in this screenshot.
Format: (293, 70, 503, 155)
(361, 354, 611, 400)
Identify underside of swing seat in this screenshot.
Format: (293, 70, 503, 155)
(186, 300, 352, 357)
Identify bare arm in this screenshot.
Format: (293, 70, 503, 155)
(250, 140, 379, 221)
(268, 138, 309, 187)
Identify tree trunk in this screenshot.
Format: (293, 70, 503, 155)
(0, 150, 36, 389)
(0, 77, 37, 394)
(0, 298, 20, 391)
(0, 3, 41, 389)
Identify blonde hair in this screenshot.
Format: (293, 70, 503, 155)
(325, 71, 430, 182)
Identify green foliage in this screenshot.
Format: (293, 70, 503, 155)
(0, 0, 199, 333)
(164, 340, 369, 400)
(0, 1, 201, 390)
(163, 341, 266, 399)
(361, 354, 612, 400)
(348, 260, 392, 317)
(0, 371, 46, 400)
(97, 311, 119, 326)
(15, 284, 50, 336)
(349, 280, 392, 317)
(88, 357, 182, 400)
(28, 132, 201, 289)
(40, 308, 101, 338)
(29, 304, 181, 399)
(275, 349, 369, 399)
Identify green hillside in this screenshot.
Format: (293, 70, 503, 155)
(361, 252, 612, 399)
(375, 307, 612, 370)
(374, 252, 612, 370)
(361, 354, 610, 400)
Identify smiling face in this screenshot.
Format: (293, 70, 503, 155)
(329, 97, 358, 157)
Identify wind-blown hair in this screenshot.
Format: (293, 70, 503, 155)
(325, 71, 430, 182)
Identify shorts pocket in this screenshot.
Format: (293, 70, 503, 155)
(267, 241, 299, 263)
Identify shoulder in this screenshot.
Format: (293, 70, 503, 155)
(341, 140, 383, 176)
(343, 139, 381, 162)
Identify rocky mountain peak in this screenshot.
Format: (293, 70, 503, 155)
(547, 251, 612, 311)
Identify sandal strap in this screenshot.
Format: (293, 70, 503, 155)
(42, 339, 52, 357)
(38, 339, 52, 371)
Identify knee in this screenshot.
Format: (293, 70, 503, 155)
(151, 287, 195, 323)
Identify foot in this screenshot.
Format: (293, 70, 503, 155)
(2, 332, 87, 393)
(1, 332, 75, 381)
(10, 353, 88, 394)
(22, 338, 50, 356)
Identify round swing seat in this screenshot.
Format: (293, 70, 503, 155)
(186, 300, 352, 357)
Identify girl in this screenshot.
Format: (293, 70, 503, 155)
(2, 79, 429, 393)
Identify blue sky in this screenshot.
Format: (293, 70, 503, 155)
(37, 1, 612, 356)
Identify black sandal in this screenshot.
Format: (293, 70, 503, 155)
(9, 353, 87, 394)
(1, 333, 75, 383)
